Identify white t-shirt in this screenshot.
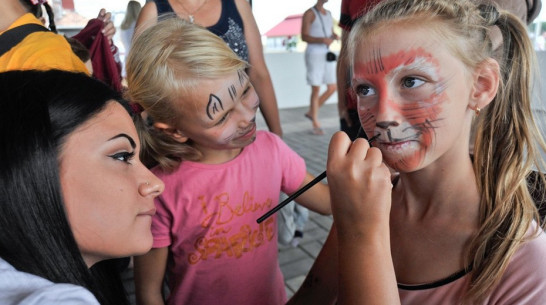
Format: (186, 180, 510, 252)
(0, 258, 99, 305)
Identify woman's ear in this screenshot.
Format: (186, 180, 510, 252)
(153, 122, 189, 143)
(469, 58, 500, 111)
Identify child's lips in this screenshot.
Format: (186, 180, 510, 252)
(237, 123, 256, 140)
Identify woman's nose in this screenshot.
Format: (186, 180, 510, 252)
(139, 174, 164, 198)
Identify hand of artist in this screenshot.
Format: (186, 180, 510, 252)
(97, 8, 116, 44)
(326, 132, 392, 236)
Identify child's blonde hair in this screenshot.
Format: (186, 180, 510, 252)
(125, 18, 248, 171)
(348, 0, 546, 303)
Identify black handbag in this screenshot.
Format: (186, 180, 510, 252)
(326, 51, 337, 62)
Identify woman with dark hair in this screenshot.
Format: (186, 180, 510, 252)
(0, 69, 164, 305)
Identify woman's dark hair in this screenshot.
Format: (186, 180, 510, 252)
(19, 0, 57, 33)
(0, 70, 130, 305)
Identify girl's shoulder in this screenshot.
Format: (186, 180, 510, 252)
(487, 226, 546, 303)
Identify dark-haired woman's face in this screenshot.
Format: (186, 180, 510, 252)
(59, 101, 164, 267)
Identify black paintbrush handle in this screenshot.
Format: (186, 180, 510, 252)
(256, 171, 327, 223)
(256, 134, 380, 224)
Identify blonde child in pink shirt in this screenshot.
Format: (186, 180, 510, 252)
(289, 0, 546, 304)
(125, 18, 331, 305)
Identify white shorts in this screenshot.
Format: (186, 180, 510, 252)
(305, 51, 337, 86)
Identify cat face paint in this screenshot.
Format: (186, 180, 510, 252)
(177, 70, 259, 153)
(352, 26, 472, 172)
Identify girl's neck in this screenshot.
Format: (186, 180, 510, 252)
(394, 147, 480, 221)
(195, 146, 243, 165)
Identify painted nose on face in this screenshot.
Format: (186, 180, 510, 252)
(375, 94, 401, 130)
(376, 121, 399, 129)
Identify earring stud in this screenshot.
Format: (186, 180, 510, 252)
(475, 107, 481, 116)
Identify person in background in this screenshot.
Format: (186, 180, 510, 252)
(0, 69, 164, 305)
(120, 0, 142, 77)
(0, 0, 88, 72)
(125, 18, 331, 305)
(301, 0, 338, 136)
(18, 0, 56, 31)
(135, 0, 283, 137)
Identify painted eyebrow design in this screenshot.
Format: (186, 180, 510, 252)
(108, 134, 136, 149)
(392, 56, 437, 75)
(367, 48, 384, 74)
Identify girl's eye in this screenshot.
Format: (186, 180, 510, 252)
(402, 77, 425, 89)
(109, 151, 135, 164)
(216, 113, 229, 126)
(242, 86, 251, 95)
(355, 84, 376, 97)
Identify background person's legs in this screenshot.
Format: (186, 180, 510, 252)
(305, 85, 323, 134)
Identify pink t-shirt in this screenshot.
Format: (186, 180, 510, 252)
(399, 223, 546, 304)
(151, 131, 306, 305)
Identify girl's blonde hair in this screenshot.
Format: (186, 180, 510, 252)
(120, 1, 142, 30)
(125, 18, 248, 171)
(348, 0, 546, 303)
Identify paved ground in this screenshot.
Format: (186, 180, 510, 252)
(122, 103, 340, 303)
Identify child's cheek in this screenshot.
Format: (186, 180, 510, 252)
(358, 104, 378, 137)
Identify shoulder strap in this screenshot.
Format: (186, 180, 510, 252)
(0, 23, 48, 57)
(312, 7, 328, 38)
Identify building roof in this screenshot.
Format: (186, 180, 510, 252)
(264, 14, 302, 37)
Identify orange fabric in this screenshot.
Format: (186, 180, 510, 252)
(0, 13, 88, 74)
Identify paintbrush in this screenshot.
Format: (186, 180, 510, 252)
(256, 134, 380, 224)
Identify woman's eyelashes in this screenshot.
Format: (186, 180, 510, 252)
(109, 151, 136, 164)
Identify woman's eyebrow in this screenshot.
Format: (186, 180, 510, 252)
(108, 134, 136, 149)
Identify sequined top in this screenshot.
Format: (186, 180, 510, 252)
(154, 0, 249, 62)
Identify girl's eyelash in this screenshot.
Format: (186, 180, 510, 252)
(216, 113, 228, 126)
(109, 151, 135, 164)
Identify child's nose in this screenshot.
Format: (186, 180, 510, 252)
(375, 93, 401, 128)
(237, 103, 257, 127)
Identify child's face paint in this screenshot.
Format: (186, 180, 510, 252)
(175, 70, 260, 156)
(352, 25, 472, 172)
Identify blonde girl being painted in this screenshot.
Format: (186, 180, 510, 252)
(288, 0, 546, 304)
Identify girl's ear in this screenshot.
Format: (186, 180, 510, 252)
(469, 58, 500, 111)
(153, 122, 189, 143)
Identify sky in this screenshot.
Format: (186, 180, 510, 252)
(73, 0, 342, 35)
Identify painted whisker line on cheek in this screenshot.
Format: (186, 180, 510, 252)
(256, 135, 381, 224)
(412, 118, 440, 134)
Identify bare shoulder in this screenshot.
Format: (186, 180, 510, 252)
(135, 2, 159, 35)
